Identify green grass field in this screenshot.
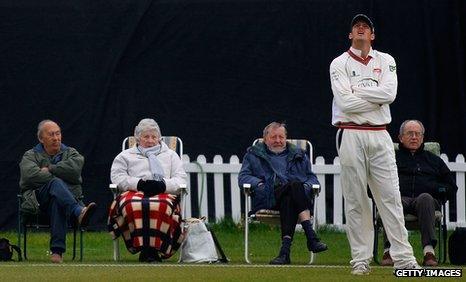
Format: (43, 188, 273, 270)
(1, 221, 464, 281)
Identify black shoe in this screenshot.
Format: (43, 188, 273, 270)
(146, 252, 161, 263)
(269, 253, 290, 265)
(308, 240, 328, 253)
(139, 250, 148, 262)
(139, 249, 161, 263)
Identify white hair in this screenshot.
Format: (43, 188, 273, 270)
(399, 120, 425, 136)
(134, 118, 161, 142)
(263, 122, 287, 138)
(37, 119, 57, 140)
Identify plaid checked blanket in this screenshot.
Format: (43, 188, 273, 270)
(108, 191, 183, 259)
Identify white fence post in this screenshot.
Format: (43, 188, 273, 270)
(451, 154, 465, 227)
(230, 155, 241, 222)
(196, 155, 208, 219)
(213, 155, 225, 221)
(332, 157, 343, 226)
(315, 156, 327, 225)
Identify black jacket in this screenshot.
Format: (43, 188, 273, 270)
(396, 143, 458, 202)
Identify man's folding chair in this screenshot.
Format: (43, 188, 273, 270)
(242, 139, 321, 264)
(373, 142, 448, 264)
(109, 136, 187, 261)
(17, 194, 84, 261)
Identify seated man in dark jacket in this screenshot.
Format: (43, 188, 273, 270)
(238, 122, 327, 265)
(381, 120, 458, 267)
(19, 120, 96, 263)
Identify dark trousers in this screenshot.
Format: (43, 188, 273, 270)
(35, 178, 82, 253)
(384, 193, 440, 249)
(274, 182, 309, 238)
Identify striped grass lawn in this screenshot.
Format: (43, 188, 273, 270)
(1, 221, 463, 281)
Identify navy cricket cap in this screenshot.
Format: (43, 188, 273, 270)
(351, 14, 374, 32)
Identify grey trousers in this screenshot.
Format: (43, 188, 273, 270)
(384, 193, 441, 249)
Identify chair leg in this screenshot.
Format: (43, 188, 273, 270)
(23, 224, 28, 260)
(113, 238, 120, 261)
(17, 215, 22, 250)
(373, 221, 380, 264)
(244, 192, 251, 264)
(72, 226, 77, 260)
(309, 251, 315, 264)
(442, 206, 447, 263)
(80, 228, 83, 262)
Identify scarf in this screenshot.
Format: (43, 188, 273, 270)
(138, 144, 164, 181)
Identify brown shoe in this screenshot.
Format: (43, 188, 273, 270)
(78, 202, 97, 227)
(423, 252, 438, 267)
(380, 251, 394, 266)
(50, 253, 63, 263)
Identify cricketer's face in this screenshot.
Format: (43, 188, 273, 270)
(349, 21, 375, 43)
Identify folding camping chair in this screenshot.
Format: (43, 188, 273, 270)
(373, 142, 448, 264)
(17, 194, 84, 261)
(109, 136, 187, 261)
(242, 139, 321, 264)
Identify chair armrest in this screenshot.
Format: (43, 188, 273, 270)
(312, 184, 321, 197)
(437, 187, 448, 204)
(243, 183, 252, 196)
(109, 184, 119, 198)
(178, 183, 188, 195)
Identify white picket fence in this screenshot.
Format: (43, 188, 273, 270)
(181, 153, 466, 230)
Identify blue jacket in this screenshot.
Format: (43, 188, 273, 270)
(238, 142, 319, 213)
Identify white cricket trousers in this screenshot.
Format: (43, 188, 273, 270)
(336, 128, 417, 268)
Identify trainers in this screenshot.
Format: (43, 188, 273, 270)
(396, 261, 422, 269)
(50, 253, 63, 263)
(423, 252, 438, 267)
(308, 240, 328, 253)
(381, 251, 394, 266)
(351, 263, 371, 275)
(269, 253, 290, 265)
(78, 202, 97, 227)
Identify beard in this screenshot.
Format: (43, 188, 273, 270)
(268, 145, 286, 154)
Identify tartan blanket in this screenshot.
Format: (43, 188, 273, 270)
(108, 191, 184, 259)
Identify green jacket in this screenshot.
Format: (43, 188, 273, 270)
(19, 143, 84, 214)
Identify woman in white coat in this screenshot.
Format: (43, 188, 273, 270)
(108, 118, 187, 262)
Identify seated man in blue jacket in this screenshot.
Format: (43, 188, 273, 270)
(238, 122, 327, 265)
(381, 120, 458, 267)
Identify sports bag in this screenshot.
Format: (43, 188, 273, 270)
(179, 217, 228, 263)
(0, 238, 22, 261)
(448, 227, 466, 265)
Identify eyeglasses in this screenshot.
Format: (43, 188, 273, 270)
(403, 131, 424, 137)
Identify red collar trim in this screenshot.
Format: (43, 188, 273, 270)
(347, 49, 372, 65)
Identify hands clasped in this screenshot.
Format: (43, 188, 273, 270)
(137, 179, 166, 197)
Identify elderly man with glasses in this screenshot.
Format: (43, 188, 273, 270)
(380, 120, 458, 267)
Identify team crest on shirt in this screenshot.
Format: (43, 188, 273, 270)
(373, 68, 381, 74)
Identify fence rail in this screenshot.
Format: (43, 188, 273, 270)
(181, 153, 466, 230)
